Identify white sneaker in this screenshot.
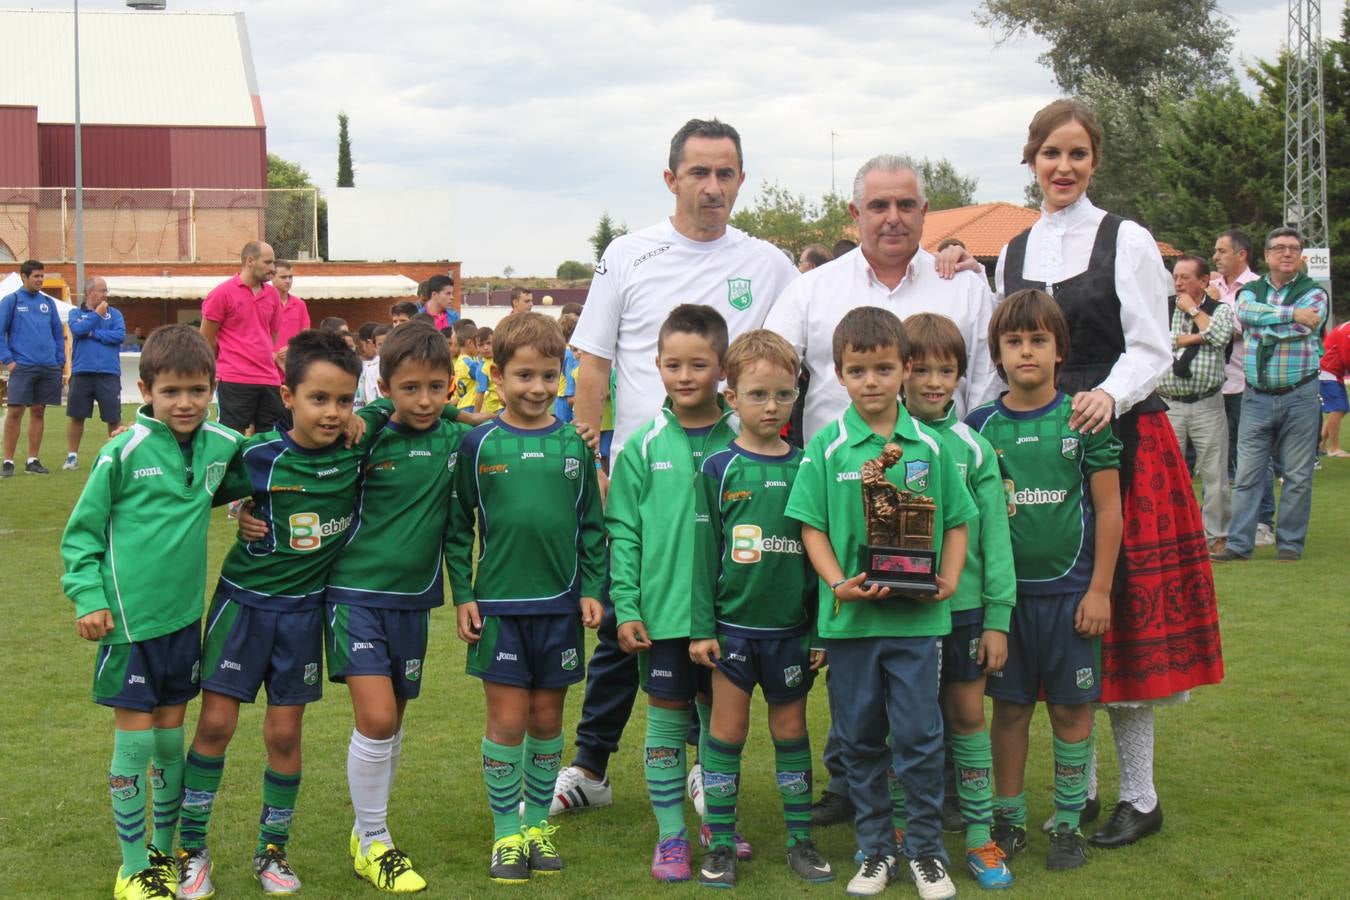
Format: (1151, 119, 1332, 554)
(909, 856, 957, 900)
(548, 765, 611, 815)
(63, 453, 78, 470)
(846, 853, 896, 896)
(687, 762, 706, 816)
(1255, 523, 1276, 547)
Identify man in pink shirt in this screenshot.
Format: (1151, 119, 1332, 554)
(423, 274, 459, 330)
(1209, 229, 1260, 481)
(200, 241, 285, 432)
(271, 259, 311, 376)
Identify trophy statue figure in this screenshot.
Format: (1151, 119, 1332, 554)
(858, 442, 939, 594)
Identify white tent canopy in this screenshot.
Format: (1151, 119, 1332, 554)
(103, 275, 419, 301)
(0, 272, 75, 319)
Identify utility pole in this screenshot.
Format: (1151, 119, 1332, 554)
(1284, 0, 1331, 298)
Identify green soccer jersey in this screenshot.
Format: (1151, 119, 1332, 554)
(446, 417, 606, 616)
(61, 407, 243, 645)
(923, 406, 1016, 632)
(325, 415, 469, 610)
(965, 392, 1121, 595)
(785, 401, 977, 640)
(693, 443, 813, 640)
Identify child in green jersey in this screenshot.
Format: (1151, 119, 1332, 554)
(786, 307, 975, 899)
(898, 313, 1016, 890)
(609, 304, 738, 882)
(689, 330, 833, 889)
(964, 290, 1122, 873)
(447, 313, 606, 884)
(61, 325, 243, 900)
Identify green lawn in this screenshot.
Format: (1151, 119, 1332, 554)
(1, 407, 1348, 898)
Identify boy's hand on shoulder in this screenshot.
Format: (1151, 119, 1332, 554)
(689, 638, 720, 669)
(108, 423, 130, 439)
(236, 501, 268, 541)
(342, 414, 366, 447)
(809, 648, 827, 671)
(573, 420, 601, 454)
(76, 608, 113, 641)
(977, 629, 1008, 673)
(617, 619, 651, 653)
(833, 572, 891, 603)
(1075, 588, 1111, 637)
(580, 596, 603, 629)
(456, 602, 483, 643)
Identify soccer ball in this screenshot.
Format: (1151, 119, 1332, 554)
(541, 295, 554, 305)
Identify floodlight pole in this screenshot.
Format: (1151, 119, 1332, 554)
(73, 0, 83, 304)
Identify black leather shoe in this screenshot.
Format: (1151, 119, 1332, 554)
(1088, 801, 1163, 848)
(810, 790, 855, 827)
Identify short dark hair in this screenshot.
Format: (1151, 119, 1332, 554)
(558, 312, 579, 342)
(275, 259, 293, 271)
(371, 324, 391, 340)
(560, 303, 583, 317)
(426, 274, 453, 295)
(456, 318, 477, 331)
(379, 322, 452, 384)
(319, 316, 349, 333)
(832, 307, 908, 370)
(988, 288, 1071, 382)
(284, 328, 361, 391)
(904, 313, 967, 378)
(440, 325, 456, 338)
(19, 259, 43, 277)
(416, 279, 430, 302)
(389, 301, 418, 318)
(493, 312, 566, 370)
(510, 286, 531, 301)
(409, 312, 436, 326)
(357, 321, 381, 342)
(476, 326, 493, 344)
(1265, 226, 1302, 250)
(240, 241, 264, 264)
(668, 118, 743, 174)
(832, 239, 857, 258)
(453, 320, 479, 345)
(801, 243, 831, 269)
(1219, 229, 1253, 263)
(1175, 254, 1210, 281)
(140, 324, 215, 389)
(658, 303, 729, 360)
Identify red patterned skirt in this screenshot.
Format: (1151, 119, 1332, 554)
(1100, 410, 1225, 702)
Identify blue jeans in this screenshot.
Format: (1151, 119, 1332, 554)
(571, 559, 640, 777)
(1228, 379, 1321, 556)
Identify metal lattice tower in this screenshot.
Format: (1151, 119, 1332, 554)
(1284, 0, 1330, 249)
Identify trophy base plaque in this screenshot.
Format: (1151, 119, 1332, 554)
(861, 545, 939, 595)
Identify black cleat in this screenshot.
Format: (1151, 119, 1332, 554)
(991, 815, 1027, 860)
(810, 789, 855, 827)
(1046, 823, 1089, 870)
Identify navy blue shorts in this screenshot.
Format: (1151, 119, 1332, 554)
(941, 609, 986, 686)
(201, 592, 323, 705)
(985, 592, 1101, 705)
(92, 622, 201, 712)
(715, 631, 815, 703)
(7, 364, 62, 406)
(1320, 378, 1349, 414)
(466, 613, 585, 689)
(639, 638, 711, 701)
(325, 604, 430, 700)
(67, 372, 122, 422)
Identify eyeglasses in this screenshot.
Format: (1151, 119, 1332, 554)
(737, 388, 800, 406)
(1267, 244, 1302, 254)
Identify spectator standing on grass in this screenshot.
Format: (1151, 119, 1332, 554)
(271, 260, 310, 376)
(506, 287, 534, 318)
(200, 241, 286, 434)
(63, 276, 126, 471)
(0, 259, 64, 477)
(1320, 318, 1350, 457)
(424, 274, 459, 330)
(1209, 230, 1259, 480)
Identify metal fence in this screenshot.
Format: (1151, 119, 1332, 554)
(0, 187, 318, 264)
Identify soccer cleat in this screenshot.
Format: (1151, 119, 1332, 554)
(1255, 523, 1276, 547)
(176, 848, 215, 900)
(488, 834, 530, 884)
(254, 844, 303, 894)
(699, 844, 737, 889)
(991, 816, 1027, 860)
(354, 840, 427, 893)
(145, 845, 178, 894)
(909, 856, 957, 900)
(63, 452, 78, 470)
(854, 827, 903, 863)
(1041, 795, 1100, 833)
(1277, 549, 1301, 562)
(24, 458, 49, 474)
(1045, 823, 1089, 870)
(687, 762, 706, 816)
(698, 822, 752, 860)
(113, 867, 175, 900)
(0, 460, 13, 478)
(810, 789, 855, 827)
(547, 765, 612, 815)
(1210, 547, 1249, 562)
(966, 841, 1014, 889)
(523, 824, 563, 874)
(845, 853, 896, 896)
(786, 839, 835, 883)
(651, 835, 693, 882)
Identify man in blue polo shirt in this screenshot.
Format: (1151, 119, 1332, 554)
(0, 259, 65, 476)
(63, 275, 126, 471)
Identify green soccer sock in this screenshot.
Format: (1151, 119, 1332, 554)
(694, 697, 711, 766)
(993, 790, 1027, 827)
(522, 734, 564, 830)
(645, 705, 690, 840)
(1052, 733, 1093, 831)
(150, 726, 185, 852)
(951, 731, 995, 849)
(257, 767, 302, 854)
(773, 737, 813, 846)
(888, 767, 908, 832)
(701, 736, 742, 850)
(110, 729, 154, 878)
(178, 749, 225, 850)
(482, 738, 524, 841)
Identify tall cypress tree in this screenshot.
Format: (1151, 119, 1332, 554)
(337, 113, 355, 188)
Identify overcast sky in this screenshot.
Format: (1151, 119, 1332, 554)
(30, 1, 1292, 274)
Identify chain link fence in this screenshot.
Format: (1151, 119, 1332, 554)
(0, 187, 318, 264)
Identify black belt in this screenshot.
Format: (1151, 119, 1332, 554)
(1251, 372, 1318, 396)
(1163, 387, 1222, 404)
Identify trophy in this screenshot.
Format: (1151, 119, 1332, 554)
(858, 443, 938, 595)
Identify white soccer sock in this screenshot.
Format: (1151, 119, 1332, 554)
(1106, 706, 1158, 813)
(349, 729, 397, 853)
(1088, 733, 1099, 799)
(389, 727, 404, 788)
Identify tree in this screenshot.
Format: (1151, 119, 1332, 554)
(266, 153, 327, 260)
(589, 212, 627, 263)
(556, 260, 593, 280)
(729, 183, 853, 257)
(503, 265, 515, 278)
(337, 113, 355, 188)
(916, 158, 978, 210)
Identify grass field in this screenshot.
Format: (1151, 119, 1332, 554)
(1, 407, 1348, 899)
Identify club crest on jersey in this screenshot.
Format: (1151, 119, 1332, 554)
(39, 301, 49, 313)
(448, 451, 458, 473)
(727, 277, 753, 311)
(405, 659, 422, 682)
(646, 746, 679, 769)
(783, 664, 803, 688)
(1075, 667, 1095, 690)
(561, 648, 579, 671)
(904, 460, 929, 491)
(303, 662, 319, 685)
(956, 462, 968, 480)
(1062, 437, 1080, 460)
(703, 771, 738, 798)
(968, 638, 980, 660)
(108, 774, 140, 801)
(205, 461, 227, 494)
(564, 457, 580, 481)
(776, 771, 809, 796)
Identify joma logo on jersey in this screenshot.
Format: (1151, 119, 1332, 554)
(479, 463, 509, 475)
(288, 511, 353, 551)
(1012, 488, 1067, 505)
(764, 480, 788, 488)
(133, 466, 164, 479)
(723, 489, 752, 502)
(408, 449, 431, 458)
(520, 451, 544, 460)
(650, 461, 673, 472)
(835, 471, 861, 482)
(315, 466, 340, 478)
(219, 660, 242, 672)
